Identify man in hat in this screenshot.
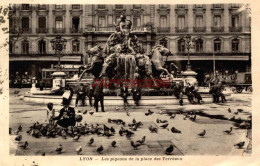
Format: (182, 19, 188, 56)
(52, 99, 76, 128)
(92, 78, 105, 112)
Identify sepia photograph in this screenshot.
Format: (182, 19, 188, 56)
(7, 3, 252, 158)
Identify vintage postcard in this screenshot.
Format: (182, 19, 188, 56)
(0, 0, 259, 165)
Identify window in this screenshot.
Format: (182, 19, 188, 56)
(232, 38, 239, 52)
(160, 16, 167, 28)
(55, 5, 63, 9)
(55, 17, 63, 28)
(178, 39, 186, 53)
(213, 15, 221, 27)
(38, 40, 46, 54)
(195, 38, 203, 52)
(231, 15, 239, 27)
(108, 15, 113, 25)
(38, 5, 46, 10)
(214, 38, 221, 52)
(38, 17, 46, 29)
(195, 4, 203, 8)
(21, 17, 29, 29)
(72, 40, 80, 53)
(115, 5, 123, 9)
(98, 5, 106, 9)
(213, 4, 221, 8)
(72, 17, 80, 30)
(21, 4, 30, 10)
(133, 5, 141, 9)
(98, 17, 106, 27)
(177, 16, 185, 29)
(177, 4, 185, 8)
(22, 40, 29, 54)
(133, 17, 141, 27)
(72, 5, 80, 9)
(195, 16, 203, 27)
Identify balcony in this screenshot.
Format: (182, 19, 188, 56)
(70, 28, 82, 33)
(175, 27, 188, 33)
(157, 27, 170, 33)
(53, 28, 65, 33)
(193, 27, 206, 32)
(211, 26, 224, 32)
(36, 28, 49, 33)
(19, 28, 32, 33)
(132, 27, 144, 32)
(96, 27, 114, 31)
(229, 26, 242, 32)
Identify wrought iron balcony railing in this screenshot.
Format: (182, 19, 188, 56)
(70, 28, 82, 33)
(157, 27, 170, 33)
(193, 27, 206, 32)
(19, 28, 32, 33)
(229, 26, 242, 32)
(53, 28, 66, 33)
(36, 28, 49, 33)
(175, 27, 188, 33)
(211, 26, 224, 32)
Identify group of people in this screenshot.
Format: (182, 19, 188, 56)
(209, 81, 227, 103)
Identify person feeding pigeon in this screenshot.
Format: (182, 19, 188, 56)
(51, 98, 76, 128)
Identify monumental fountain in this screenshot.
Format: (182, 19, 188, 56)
(23, 15, 231, 106)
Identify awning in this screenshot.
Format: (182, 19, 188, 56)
(9, 56, 82, 62)
(164, 55, 249, 61)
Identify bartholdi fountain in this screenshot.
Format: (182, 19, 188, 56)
(23, 15, 231, 106)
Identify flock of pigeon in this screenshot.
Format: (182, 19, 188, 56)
(10, 107, 250, 155)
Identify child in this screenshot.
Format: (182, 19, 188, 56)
(47, 103, 55, 125)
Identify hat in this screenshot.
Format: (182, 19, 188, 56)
(62, 98, 70, 106)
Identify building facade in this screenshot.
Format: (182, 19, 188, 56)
(9, 4, 251, 80)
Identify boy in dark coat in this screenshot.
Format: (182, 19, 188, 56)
(93, 79, 105, 112)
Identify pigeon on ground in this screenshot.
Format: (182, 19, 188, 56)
(14, 130, 20, 135)
(88, 138, 94, 146)
(89, 112, 94, 116)
(20, 141, 28, 149)
(160, 120, 168, 123)
(110, 127, 115, 133)
(237, 109, 244, 113)
(224, 127, 233, 134)
(83, 109, 88, 114)
(145, 112, 150, 116)
(76, 146, 82, 155)
(131, 141, 141, 150)
(126, 130, 134, 139)
(132, 118, 136, 124)
(119, 129, 124, 136)
(148, 109, 154, 115)
(234, 141, 245, 149)
(136, 136, 146, 144)
(61, 130, 67, 139)
(103, 125, 110, 132)
(234, 111, 239, 115)
(165, 145, 174, 155)
(190, 115, 197, 122)
(126, 112, 130, 116)
(160, 123, 169, 129)
(97, 145, 103, 154)
(171, 127, 181, 134)
(229, 116, 235, 121)
(41, 152, 45, 156)
(111, 141, 117, 147)
(170, 114, 176, 119)
(15, 135, 22, 141)
(228, 108, 232, 113)
(149, 125, 158, 133)
(156, 118, 160, 123)
(198, 130, 206, 137)
(56, 144, 63, 154)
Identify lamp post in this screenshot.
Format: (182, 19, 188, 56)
(182, 34, 197, 83)
(50, 35, 67, 70)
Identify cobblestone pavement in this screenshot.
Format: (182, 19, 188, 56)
(9, 88, 252, 156)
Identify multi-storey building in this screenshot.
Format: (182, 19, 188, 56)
(9, 4, 251, 80)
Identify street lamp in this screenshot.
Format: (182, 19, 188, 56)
(50, 35, 67, 70)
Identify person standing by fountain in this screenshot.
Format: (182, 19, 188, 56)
(93, 78, 105, 112)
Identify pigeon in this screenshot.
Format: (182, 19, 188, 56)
(131, 141, 141, 150)
(20, 141, 28, 149)
(160, 120, 168, 123)
(41, 152, 45, 156)
(73, 134, 81, 141)
(83, 109, 88, 114)
(136, 136, 146, 144)
(160, 123, 169, 129)
(148, 109, 154, 115)
(190, 115, 197, 122)
(76, 146, 82, 155)
(149, 125, 158, 133)
(156, 118, 160, 123)
(165, 145, 174, 155)
(14, 130, 20, 135)
(229, 116, 235, 121)
(237, 109, 244, 113)
(97, 145, 103, 154)
(132, 118, 136, 124)
(234, 111, 239, 115)
(167, 112, 173, 116)
(170, 114, 176, 119)
(126, 112, 130, 116)
(110, 127, 115, 133)
(77, 110, 82, 113)
(228, 108, 232, 113)
(171, 127, 181, 134)
(103, 125, 110, 132)
(9, 128, 12, 135)
(111, 141, 117, 147)
(126, 130, 134, 139)
(145, 113, 150, 116)
(88, 138, 94, 146)
(56, 144, 63, 154)
(61, 130, 67, 139)
(89, 112, 94, 116)
(119, 129, 124, 136)
(198, 130, 206, 137)
(224, 127, 233, 134)
(234, 141, 245, 149)
(15, 135, 22, 141)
